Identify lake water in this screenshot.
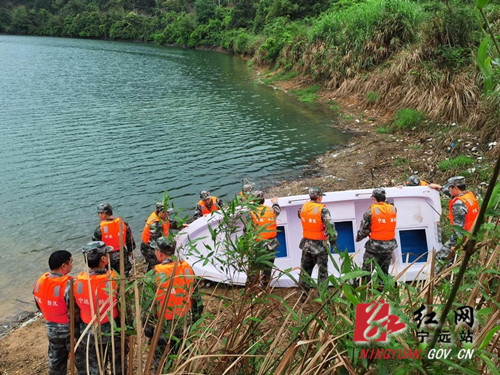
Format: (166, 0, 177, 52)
(0, 35, 348, 322)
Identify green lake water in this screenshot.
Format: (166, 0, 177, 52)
(0, 35, 348, 323)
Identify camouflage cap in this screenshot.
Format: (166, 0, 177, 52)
(447, 176, 466, 187)
(308, 187, 325, 199)
(153, 237, 176, 254)
(82, 241, 113, 255)
(200, 190, 211, 200)
(371, 188, 386, 201)
(242, 184, 253, 193)
(406, 175, 421, 186)
(155, 202, 165, 211)
(97, 202, 113, 215)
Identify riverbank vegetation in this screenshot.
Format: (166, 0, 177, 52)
(1, 0, 498, 142)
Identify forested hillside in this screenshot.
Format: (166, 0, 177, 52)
(1, 0, 498, 140)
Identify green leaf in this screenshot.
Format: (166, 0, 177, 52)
(476, 0, 491, 10)
(478, 325, 500, 350)
(342, 284, 360, 305)
(340, 270, 370, 281)
(479, 353, 500, 375)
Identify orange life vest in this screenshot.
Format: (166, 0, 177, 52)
(33, 273, 71, 324)
(448, 191, 479, 232)
(370, 202, 397, 241)
(100, 218, 125, 252)
(198, 197, 219, 215)
(141, 211, 170, 243)
(154, 261, 194, 320)
(74, 271, 119, 324)
(420, 180, 429, 186)
(300, 201, 327, 240)
(251, 205, 277, 241)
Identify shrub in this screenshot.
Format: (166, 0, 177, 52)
(392, 108, 426, 130)
(366, 90, 378, 103)
(438, 155, 475, 171)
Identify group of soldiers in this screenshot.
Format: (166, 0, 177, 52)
(33, 176, 480, 374)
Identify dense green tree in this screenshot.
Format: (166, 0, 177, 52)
(228, 0, 256, 29)
(194, 0, 215, 23)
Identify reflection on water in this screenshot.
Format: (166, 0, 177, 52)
(0, 35, 348, 321)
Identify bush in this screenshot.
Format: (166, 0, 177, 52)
(366, 90, 378, 103)
(392, 108, 426, 130)
(438, 155, 475, 171)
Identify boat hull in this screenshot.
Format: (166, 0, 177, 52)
(176, 186, 442, 286)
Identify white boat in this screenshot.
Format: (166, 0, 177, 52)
(176, 186, 442, 286)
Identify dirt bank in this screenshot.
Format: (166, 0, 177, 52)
(0, 73, 496, 374)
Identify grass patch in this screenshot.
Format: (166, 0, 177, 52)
(377, 126, 392, 134)
(366, 90, 378, 103)
(290, 85, 321, 103)
(394, 157, 410, 166)
(438, 155, 475, 171)
(327, 100, 341, 115)
(262, 70, 299, 84)
(393, 108, 426, 130)
(344, 114, 354, 119)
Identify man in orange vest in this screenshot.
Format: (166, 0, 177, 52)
(74, 241, 127, 375)
(141, 202, 188, 271)
(93, 202, 136, 276)
(247, 190, 281, 287)
(356, 188, 398, 277)
(193, 190, 223, 220)
(150, 237, 204, 370)
(33, 250, 84, 375)
(430, 176, 479, 271)
(405, 171, 429, 187)
(298, 187, 337, 301)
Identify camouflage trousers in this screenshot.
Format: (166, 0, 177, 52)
(109, 251, 132, 277)
(140, 242, 160, 272)
(246, 238, 279, 288)
(362, 249, 393, 276)
(46, 323, 85, 375)
(435, 239, 456, 273)
(154, 316, 190, 372)
(77, 321, 128, 375)
(298, 240, 329, 294)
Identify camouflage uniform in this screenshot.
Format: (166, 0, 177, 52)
(192, 197, 224, 220)
(356, 208, 398, 275)
(35, 272, 85, 375)
(298, 206, 337, 294)
(435, 196, 468, 272)
(140, 217, 184, 271)
(93, 220, 135, 276)
(246, 203, 281, 287)
(77, 269, 128, 375)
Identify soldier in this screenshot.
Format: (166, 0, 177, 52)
(298, 187, 337, 301)
(430, 176, 479, 271)
(356, 188, 398, 277)
(93, 202, 136, 276)
(74, 241, 127, 375)
(238, 183, 253, 202)
(247, 190, 281, 287)
(141, 202, 188, 271)
(405, 171, 429, 187)
(150, 237, 204, 370)
(33, 250, 84, 375)
(193, 190, 223, 220)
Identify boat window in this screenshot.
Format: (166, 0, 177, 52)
(331, 221, 355, 253)
(275, 226, 287, 258)
(399, 229, 428, 263)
